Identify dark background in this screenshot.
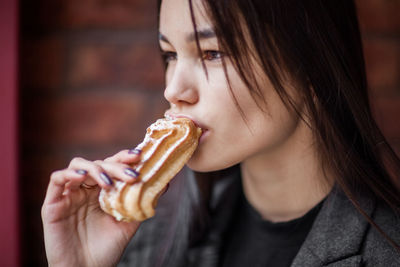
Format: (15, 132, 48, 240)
(18, 0, 400, 266)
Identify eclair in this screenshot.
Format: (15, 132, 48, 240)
(99, 117, 202, 222)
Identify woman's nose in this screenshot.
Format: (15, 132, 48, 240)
(163, 64, 199, 106)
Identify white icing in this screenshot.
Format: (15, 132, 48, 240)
(135, 119, 190, 183)
(100, 118, 193, 221)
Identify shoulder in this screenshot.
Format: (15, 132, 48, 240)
(292, 187, 400, 266)
(362, 201, 400, 266)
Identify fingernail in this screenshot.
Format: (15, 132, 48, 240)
(124, 168, 139, 178)
(76, 169, 87, 175)
(100, 172, 113, 185)
(128, 148, 141, 155)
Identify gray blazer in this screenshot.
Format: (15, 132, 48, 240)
(119, 169, 400, 267)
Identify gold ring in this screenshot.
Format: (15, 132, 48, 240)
(80, 183, 98, 190)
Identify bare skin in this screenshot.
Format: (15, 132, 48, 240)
(240, 121, 333, 222)
(42, 150, 141, 267)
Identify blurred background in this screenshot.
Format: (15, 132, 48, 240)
(1, 0, 399, 266)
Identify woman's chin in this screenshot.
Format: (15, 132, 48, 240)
(186, 156, 216, 172)
(186, 154, 236, 173)
(186, 157, 210, 172)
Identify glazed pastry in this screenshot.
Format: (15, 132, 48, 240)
(99, 117, 202, 222)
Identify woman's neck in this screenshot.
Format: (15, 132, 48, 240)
(241, 121, 333, 223)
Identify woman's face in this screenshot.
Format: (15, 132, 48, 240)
(159, 0, 302, 172)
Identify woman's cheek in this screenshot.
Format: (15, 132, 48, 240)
(187, 130, 247, 172)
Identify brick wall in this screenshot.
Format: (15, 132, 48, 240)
(357, 0, 400, 145)
(19, 0, 399, 266)
(19, 1, 166, 265)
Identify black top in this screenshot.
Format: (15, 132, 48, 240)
(219, 188, 323, 267)
(120, 169, 400, 267)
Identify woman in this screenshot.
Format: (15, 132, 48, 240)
(42, 0, 400, 266)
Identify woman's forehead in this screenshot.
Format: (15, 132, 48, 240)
(159, 0, 213, 34)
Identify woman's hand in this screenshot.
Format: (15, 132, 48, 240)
(42, 149, 142, 267)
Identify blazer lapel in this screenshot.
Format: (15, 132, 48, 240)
(291, 187, 375, 267)
(324, 255, 363, 266)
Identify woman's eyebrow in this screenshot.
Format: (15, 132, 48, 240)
(186, 28, 216, 42)
(159, 29, 216, 44)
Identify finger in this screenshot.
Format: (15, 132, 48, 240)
(68, 157, 114, 188)
(95, 161, 139, 183)
(44, 169, 87, 204)
(104, 149, 142, 164)
(65, 174, 99, 190)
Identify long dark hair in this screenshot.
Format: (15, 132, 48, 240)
(156, 0, 400, 263)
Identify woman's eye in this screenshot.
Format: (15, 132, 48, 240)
(202, 50, 223, 61)
(161, 51, 177, 64)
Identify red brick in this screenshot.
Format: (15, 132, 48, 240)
(363, 38, 400, 90)
(371, 96, 400, 139)
(22, 91, 167, 147)
(31, 0, 157, 30)
(20, 37, 65, 90)
(67, 41, 165, 89)
(356, 0, 400, 34)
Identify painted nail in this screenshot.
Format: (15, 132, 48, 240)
(128, 148, 141, 155)
(76, 169, 87, 175)
(100, 172, 113, 185)
(124, 168, 139, 178)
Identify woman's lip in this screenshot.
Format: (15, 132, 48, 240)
(164, 112, 208, 131)
(164, 112, 209, 143)
(199, 128, 209, 144)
